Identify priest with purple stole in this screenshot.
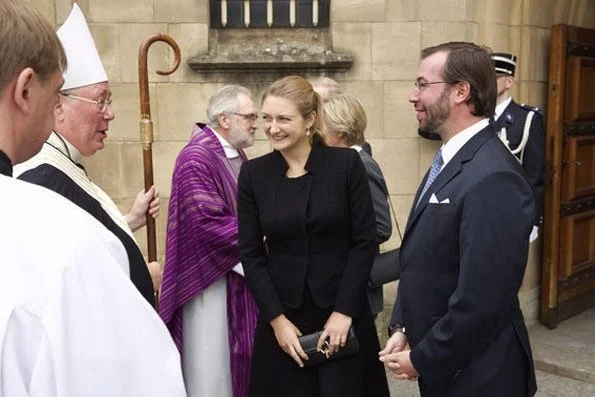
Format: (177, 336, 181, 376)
(159, 85, 259, 397)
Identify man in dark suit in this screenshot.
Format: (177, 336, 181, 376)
(379, 42, 537, 397)
(491, 52, 546, 241)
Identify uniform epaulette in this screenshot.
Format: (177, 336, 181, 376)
(520, 103, 542, 113)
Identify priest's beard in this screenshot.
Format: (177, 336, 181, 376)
(418, 89, 450, 139)
(228, 124, 254, 149)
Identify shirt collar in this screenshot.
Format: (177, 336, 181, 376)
(209, 126, 240, 159)
(350, 144, 363, 153)
(0, 149, 12, 176)
(441, 118, 490, 169)
(494, 97, 512, 121)
(47, 131, 83, 163)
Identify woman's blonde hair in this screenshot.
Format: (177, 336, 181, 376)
(322, 93, 367, 146)
(262, 75, 325, 145)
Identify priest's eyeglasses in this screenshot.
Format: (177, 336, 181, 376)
(60, 93, 113, 113)
(233, 112, 259, 122)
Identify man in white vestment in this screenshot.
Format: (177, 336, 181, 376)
(0, 1, 186, 395)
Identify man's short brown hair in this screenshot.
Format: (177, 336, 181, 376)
(421, 42, 496, 118)
(0, 0, 66, 94)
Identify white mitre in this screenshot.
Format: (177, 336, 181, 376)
(57, 3, 107, 90)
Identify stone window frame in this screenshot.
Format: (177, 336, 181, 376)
(188, 0, 352, 74)
(209, 0, 330, 29)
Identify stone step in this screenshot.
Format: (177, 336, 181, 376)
(528, 308, 595, 385)
(386, 371, 595, 397)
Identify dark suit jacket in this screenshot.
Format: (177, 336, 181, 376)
(391, 124, 537, 397)
(359, 149, 391, 245)
(238, 143, 377, 323)
(359, 149, 391, 315)
(493, 100, 545, 226)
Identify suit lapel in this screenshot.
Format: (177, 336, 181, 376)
(270, 150, 289, 234)
(404, 125, 496, 236)
(270, 144, 320, 237)
(405, 172, 429, 231)
(405, 161, 462, 235)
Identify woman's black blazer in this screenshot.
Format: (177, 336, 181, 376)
(238, 142, 377, 323)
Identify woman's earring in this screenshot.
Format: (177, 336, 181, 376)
(306, 128, 311, 137)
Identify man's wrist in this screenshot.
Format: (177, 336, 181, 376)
(388, 324, 406, 337)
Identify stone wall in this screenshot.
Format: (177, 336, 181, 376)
(29, 0, 595, 326)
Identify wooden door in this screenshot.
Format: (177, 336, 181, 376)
(541, 24, 595, 328)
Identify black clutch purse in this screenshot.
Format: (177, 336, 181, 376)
(298, 327, 359, 367)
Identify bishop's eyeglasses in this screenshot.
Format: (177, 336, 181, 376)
(60, 93, 113, 113)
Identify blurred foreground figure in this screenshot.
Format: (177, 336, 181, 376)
(0, 1, 185, 396)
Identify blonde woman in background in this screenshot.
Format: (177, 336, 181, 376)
(322, 93, 392, 318)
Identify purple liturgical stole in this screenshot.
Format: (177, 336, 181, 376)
(159, 124, 258, 397)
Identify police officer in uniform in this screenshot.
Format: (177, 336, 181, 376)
(491, 52, 546, 242)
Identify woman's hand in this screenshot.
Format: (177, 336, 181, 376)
(270, 315, 309, 367)
(317, 311, 353, 355)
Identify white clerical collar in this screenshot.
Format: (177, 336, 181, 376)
(47, 131, 83, 163)
(209, 127, 239, 159)
(350, 144, 363, 153)
(494, 96, 512, 121)
(441, 118, 490, 169)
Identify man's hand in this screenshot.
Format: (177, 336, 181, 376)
(270, 315, 308, 367)
(317, 311, 352, 355)
(380, 350, 419, 381)
(126, 185, 160, 232)
(146, 261, 163, 293)
(379, 330, 409, 356)
(379, 331, 418, 381)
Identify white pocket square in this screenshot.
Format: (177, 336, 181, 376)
(429, 193, 450, 205)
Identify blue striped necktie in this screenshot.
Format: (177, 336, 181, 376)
(416, 148, 443, 208)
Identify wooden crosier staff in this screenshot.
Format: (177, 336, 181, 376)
(138, 34, 181, 262)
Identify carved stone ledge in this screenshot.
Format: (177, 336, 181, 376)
(187, 30, 353, 74)
(188, 54, 353, 73)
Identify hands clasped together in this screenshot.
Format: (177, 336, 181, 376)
(270, 311, 352, 368)
(271, 310, 421, 381)
(378, 331, 419, 381)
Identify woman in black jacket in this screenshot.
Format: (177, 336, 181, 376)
(238, 75, 389, 397)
